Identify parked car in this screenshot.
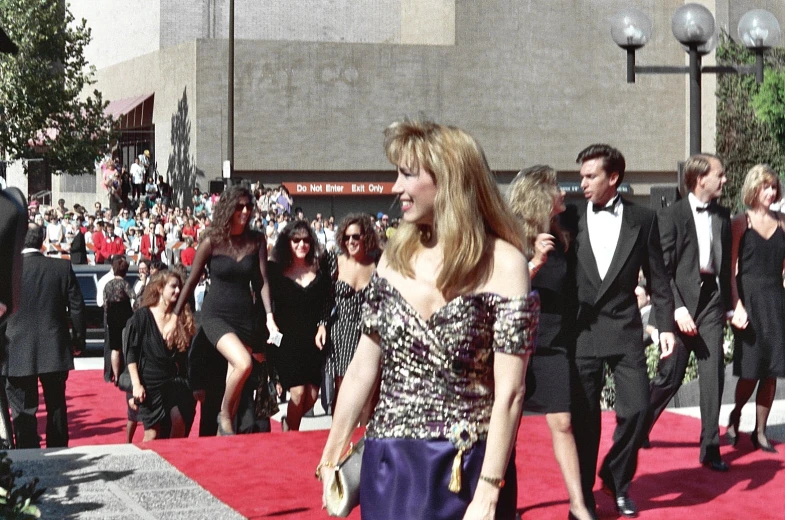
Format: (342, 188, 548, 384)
(73, 264, 140, 356)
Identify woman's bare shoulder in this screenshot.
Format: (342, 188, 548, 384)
(484, 239, 528, 298)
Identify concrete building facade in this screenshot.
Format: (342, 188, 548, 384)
(26, 0, 785, 216)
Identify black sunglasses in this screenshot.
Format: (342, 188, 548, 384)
(343, 234, 363, 242)
(290, 237, 311, 244)
(235, 202, 253, 212)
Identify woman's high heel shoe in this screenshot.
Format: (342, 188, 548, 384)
(216, 414, 235, 436)
(726, 409, 740, 447)
(751, 433, 777, 453)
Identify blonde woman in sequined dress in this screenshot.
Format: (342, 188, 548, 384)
(318, 120, 539, 520)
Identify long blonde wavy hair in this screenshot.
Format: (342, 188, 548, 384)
(383, 120, 524, 297)
(507, 165, 569, 260)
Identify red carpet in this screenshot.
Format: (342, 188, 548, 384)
(39, 370, 785, 519)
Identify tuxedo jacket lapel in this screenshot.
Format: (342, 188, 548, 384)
(711, 206, 723, 270)
(596, 201, 640, 303)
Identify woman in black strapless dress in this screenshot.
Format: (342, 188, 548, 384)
(176, 186, 278, 436)
(508, 165, 594, 520)
(727, 164, 785, 453)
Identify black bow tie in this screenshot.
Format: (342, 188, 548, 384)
(592, 200, 618, 214)
(695, 205, 711, 213)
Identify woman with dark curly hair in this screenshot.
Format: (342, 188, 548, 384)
(268, 220, 331, 431)
(175, 185, 278, 436)
(323, 213, 379, 416)
(126, 271, 196, 440)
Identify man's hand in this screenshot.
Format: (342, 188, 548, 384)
(659, 332, 676, 359)
(675, 313, 697, 336)
(0, 302, 7, 319)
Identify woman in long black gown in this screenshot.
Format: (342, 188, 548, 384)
(727, 164, 785, 453)
(508, 165, 594, 520)
(268, 220, 331, 431)
(176, 186, 278, 436)
(126, 271, 196, 440)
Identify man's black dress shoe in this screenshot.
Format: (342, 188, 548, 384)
(613, 494, 639, 518)
(702, 459, 729, 472)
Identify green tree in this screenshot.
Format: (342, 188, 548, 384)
(751, 69, 785, 147)
(716, 32, 785, 211)
(0, 0, 113, 174)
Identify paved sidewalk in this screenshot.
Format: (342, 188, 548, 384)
(9, 444, 244, 519)
(670, 399, 785, 442)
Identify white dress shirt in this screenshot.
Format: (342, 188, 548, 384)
(587, 195, 623, 280)
(675, 193, 718, 321)
(687, 193, 714, 273)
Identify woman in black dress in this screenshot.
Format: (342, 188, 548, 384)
(176, 186, 278, 436)
(508, 165, 595, 520)
(268, 220, 331, 431)
(727, 164, 785, 453)
(126, 270, 196, 440)
(324, 213, 379, 415)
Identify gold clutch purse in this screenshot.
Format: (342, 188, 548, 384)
(325, 437, 365, 517)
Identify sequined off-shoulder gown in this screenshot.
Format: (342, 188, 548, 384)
(358, 275, 539, 520)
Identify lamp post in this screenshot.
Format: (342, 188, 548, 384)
(611, 4, 781, 156)
(227, 0, 235, 180)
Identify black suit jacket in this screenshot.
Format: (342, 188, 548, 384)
(0, 189, 27, 320)
(658, 198, 732, 317)
(569, 198, 675, 357)
(69, 230, 88, 265)
(3, 252, 86, 377)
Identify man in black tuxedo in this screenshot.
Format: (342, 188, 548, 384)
(3, 224, 85, 448)
(569, 144, 675, 518)
(644, 154, 731, 471)
(0, 187, 28, 448)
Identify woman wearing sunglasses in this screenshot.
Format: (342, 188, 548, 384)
(175, 185, 279, 436)
(267, 220, 331, 431)
(323, 213, 380, 417)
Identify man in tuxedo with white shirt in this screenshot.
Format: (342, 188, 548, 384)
(644, 154, 731, 472)
(568, 144, 675, 518)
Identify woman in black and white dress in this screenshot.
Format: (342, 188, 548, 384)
(324, 214, 379, 414)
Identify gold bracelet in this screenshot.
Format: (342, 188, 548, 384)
(314, 461, 335, 480)
(479, 474, 505, 489)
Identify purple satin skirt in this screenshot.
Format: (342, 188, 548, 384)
(359, 438, 517, 520)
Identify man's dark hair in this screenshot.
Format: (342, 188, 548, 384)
(576, 144, 626, 184)
(23, 224, 45, 250)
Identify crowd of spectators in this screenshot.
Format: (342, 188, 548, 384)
(24, 174, 399, 267)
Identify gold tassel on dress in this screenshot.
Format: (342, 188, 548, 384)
(449, 447, 464, 493)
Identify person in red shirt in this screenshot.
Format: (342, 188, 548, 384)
(179, 236, 195, 266)
(92, 221, 107, 264)
(181, 217, 198, 243)
(140, 222, 165, 261)
(101, 223, 126, 261)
